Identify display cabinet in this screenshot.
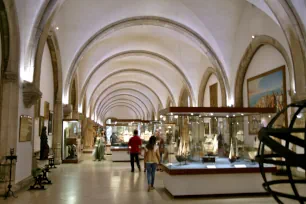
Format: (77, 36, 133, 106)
(62, 119, 82, 163)
(158, 107, 277, 196)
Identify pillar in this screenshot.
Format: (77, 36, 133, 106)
(52, 100, 63, 164)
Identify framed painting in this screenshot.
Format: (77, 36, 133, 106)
(247, 65, 287, 134)
(210, 83, 218, 107)
(39, 116, 44, 136)
(44, 101, 50, 119)
(48, 111, 53, 135)
(19, 115, 32, 142)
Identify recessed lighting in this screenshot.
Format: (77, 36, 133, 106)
(226, 115, 229, 118)
(56, 27, 59, 30)
(241, 113, 244, 116)
(174, 115, 178, 119)
(233, 114, 236, 117)
(252, 35, 255, 39)
(191, 113, 193, 116)
(268, 115, 271, 118)
(210, 113, 213, 116)
(170, 113, 173, 116)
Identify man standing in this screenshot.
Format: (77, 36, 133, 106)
(128, 129, 142, 172)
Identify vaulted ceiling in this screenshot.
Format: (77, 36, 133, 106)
(16, 0, 298, 123)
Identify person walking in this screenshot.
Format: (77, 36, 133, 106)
(144, 136, 160, 192)
(128, 129, 142, 172)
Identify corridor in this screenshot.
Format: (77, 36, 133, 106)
(3, 155, 289, 204)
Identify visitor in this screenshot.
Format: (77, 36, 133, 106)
(144, 136, 160, 192)
(128, 129, 142, 172)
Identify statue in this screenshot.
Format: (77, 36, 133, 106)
(40, 126, 49, 160)
(93, 137, 105, 161)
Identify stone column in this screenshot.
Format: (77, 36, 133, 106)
(0, 72, 19, 195)
(52, 100, 63, 164)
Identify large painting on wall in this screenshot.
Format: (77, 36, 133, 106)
(247, 65, 287, 134)
(44, 101, 50, 119)
(210, 83, 218, 134)
(48, 111, 53, 135)
(19, 115, 32, 142)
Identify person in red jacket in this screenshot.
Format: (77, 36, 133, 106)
(128, 129, 142, 172)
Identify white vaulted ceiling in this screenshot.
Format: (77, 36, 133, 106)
(15, 0, 292, 122)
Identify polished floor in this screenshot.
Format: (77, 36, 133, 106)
(2, 155, 303, 204)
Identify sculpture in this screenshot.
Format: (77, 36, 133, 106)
(40, 126, 49, 160)
(256, 100, 306, 204)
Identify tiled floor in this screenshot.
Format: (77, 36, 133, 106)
(2, 155, 304, 204)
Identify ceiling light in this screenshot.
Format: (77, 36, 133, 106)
(210, 113, 213, 116)
(56, 27, 59, 30)
(191, 113, 193, 116)
(252, 35, 255, 39)
(174, 115, 178, 119)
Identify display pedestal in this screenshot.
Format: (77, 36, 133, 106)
(105, 144, 112, 155)
(162, 172, 271, 196)
(161, 158, 276, 196)
(111, 147, 144, 162)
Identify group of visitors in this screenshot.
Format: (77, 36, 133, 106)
(128, 129, 164, 192)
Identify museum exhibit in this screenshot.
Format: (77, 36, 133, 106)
(0, 0, 305, 203)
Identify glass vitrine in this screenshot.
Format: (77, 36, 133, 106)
(159, 107, 276, 168)
(62, 119, 82, 163)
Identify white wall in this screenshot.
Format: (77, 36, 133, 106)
(104, 107, 138, 120)
(36, 43, 54, 150)
(243, 45, 289, 146)
(230, 3, 291, 102)
(203, 75, 222, 107)
(16, 88, 34, 183)
(16, 43, 55, 183)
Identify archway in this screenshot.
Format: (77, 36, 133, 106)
(198, 67, 227, 107)
(234, 35, 294, 107)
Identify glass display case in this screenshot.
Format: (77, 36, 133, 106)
(159, 107, 276, 168)
(62, 119, 82, 163)
(105, 119, 142, 147)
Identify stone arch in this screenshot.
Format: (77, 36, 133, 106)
(198, 67, 227, 107)
(65, 16, 229, 104)
(94, 88, 156, 117)
(234, 35, 294, 107)
(90, 81, 162, 114)
(97, 94, 150, 119)
(99, 99, 146, 119)
(0, 0, 20, 159)
(178, 86, 192, 107)
(100, 102, 143, 120)
(45, 31, 63, 164)
(265, 1, 306, 101)
(88, 69, 176, 109)
(102, 105, 141, 121)
(166, 97, 173, 108)
(81, 50, 192, 107)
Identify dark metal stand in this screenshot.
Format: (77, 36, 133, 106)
(4, 148, 17, 200)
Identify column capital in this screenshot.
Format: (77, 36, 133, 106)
(22, 81, 42, 108)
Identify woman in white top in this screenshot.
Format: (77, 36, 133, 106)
(144, 136, 160, 192)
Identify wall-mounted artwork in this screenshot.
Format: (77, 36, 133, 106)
(247, 66, 287, 134)
(19, 115, 32, 142)
(39, 116, 44, 136)
(209, 83, 218, 107)
(44, 101, 49, 119)
(35, 98, 41, 118)
(48, 112, 53, 135)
